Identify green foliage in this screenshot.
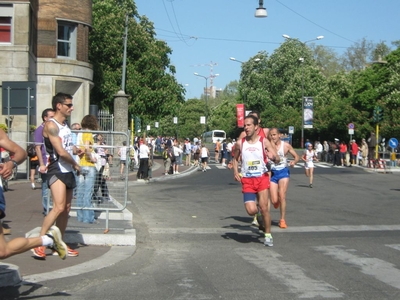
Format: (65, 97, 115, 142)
(90, 0, 184, 122)
(89, 3, 400, 144)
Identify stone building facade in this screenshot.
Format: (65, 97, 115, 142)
(0, 0, 93, 134)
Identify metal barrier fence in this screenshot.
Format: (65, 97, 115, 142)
(47, 130, 131, 231)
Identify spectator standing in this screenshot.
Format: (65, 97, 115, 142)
(315, 141, 323, 161)
(184, 138, 192, 166)
(200, 144, 210, 172)
(118, 141, 128, 179)
(332, 138, 341, 166)
(93, 134, 109, 201)
(192, 142, 200, 167)
(351, 139, 359, 166)
(323, 141, 329, 162)
(29, 151, 39, 190)
(162, 145, 172, 175)
(339, 140, 347, 166)
(226, 138, 233, 166)
(34, 108, 55, 215)
(360, 138, 369, 166)
(214, 139, 221, 163)
(368, 131, 376, 160)
(76, 115, 98, 224)
(137, 139, 150, 180)
(173, 139, 183, 174)
(221, 139, 228, 166)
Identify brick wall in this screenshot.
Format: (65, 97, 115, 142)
(36, 0, 92, 62)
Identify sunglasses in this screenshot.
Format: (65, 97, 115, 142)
(63, 103, 74, 108)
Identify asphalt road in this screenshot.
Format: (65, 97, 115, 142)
(3, 162, 400, 300)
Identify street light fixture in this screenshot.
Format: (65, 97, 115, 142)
(255, 0, 267, 18)
(282, 34, 324, 148)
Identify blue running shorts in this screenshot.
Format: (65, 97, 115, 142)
(270, 167, 290, 184)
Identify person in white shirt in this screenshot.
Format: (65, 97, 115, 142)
(138, 140, 150, 180)
(173, 139, 183, 174)
(315, 141, 323, 161)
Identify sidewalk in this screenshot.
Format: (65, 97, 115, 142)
(0, 155, 196, 287)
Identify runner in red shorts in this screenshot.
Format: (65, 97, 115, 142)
(232, 115, 279, 246)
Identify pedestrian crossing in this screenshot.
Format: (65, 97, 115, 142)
(150, 223, 400, 297)
(234, 243, 400, 297)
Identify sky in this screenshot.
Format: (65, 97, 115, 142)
(134, 0, 399, 100)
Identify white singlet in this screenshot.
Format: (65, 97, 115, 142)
(304, 149, 315, 169)
(271, 141, 288, 171)
(241, 137, 267, 178)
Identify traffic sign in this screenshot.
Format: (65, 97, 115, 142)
(288, 126, 294, 134)
(388, 138, 398, 149)
(348, 123, 355, 129)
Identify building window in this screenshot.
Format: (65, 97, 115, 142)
(0, 4, 13, 43)
(0, 17, 11, 42)
(57, 22, 76, 59)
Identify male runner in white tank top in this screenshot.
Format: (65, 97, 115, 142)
(269, 128, 299, 229)
(32, 93, 82, 259)
(232, 115, 279, 246)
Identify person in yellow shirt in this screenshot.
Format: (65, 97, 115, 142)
(76, 115, 99, 224)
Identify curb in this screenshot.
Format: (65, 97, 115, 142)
(0, 263, 21, 288)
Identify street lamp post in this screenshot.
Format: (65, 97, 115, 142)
(194, 72, 209, 131)
(282, 34, 324, 148)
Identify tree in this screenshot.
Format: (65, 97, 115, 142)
(90, 0, 184, 123)
(341, 38, 374, 71)
(310, 44, 344, 78)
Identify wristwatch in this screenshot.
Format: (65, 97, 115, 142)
(10, 160, 18, 169)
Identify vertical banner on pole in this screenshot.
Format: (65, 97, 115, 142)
(236, 104, 245, 128)
(303, 97, 314, 129)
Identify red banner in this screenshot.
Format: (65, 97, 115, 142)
(236, 104, 245, 128)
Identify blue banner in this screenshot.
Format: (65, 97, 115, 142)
(303, 97, 313, 129)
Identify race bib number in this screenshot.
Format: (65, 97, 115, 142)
(244, 160, 263, 177)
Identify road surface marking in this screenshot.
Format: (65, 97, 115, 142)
(236, 248, 344, 298)
(314, 245, 400, 290)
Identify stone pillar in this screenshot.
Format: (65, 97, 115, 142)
(113, 90, 129, 151)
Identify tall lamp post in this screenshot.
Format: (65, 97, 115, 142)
(282, 34, 324, 148)
(194, 72, 210, 131)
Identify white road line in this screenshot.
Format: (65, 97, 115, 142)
(215, 165, 227, 169)
(22, 246, 135, 283)
(236, 248, 344, 298)
(386, 244, 400, 251)
(149, 225, 400, 235)
(314, 245, 400, 290)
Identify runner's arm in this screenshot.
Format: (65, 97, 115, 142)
(287, 144, 299, 167)
(0, 129, 27, 179)
(44, 122, 80, 173)
(263, 138, 279, 164)
(232, 140, 242, 181)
